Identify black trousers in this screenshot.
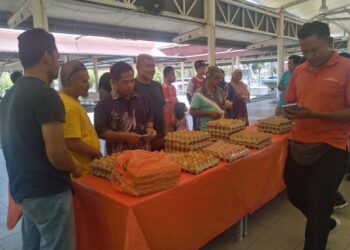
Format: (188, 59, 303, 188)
(284, 146, 348, 250)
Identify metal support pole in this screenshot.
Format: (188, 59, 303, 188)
(58, 55, 69, 91)
(31, 0, 48, 30)
(92, 57, 99, 93)
(206, 0, 216, 65)
(235, 56, 240, 68)
(131, 62, 137, 75)
(159, 64, 164, 83)
(180, 62, 185, 93)
(277, 11, 285, 98)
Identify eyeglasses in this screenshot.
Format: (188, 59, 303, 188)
(66, 62, 87, 80)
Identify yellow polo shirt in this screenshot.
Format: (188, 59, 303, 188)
(59, 92, 100, 176)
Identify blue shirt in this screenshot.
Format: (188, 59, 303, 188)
(279, 70, 292, 106)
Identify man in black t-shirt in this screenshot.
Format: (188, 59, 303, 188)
(134, 54, 166, 150)
(0, 29, 82, 250)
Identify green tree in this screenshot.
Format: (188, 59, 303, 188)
(87, 70, 96, 89)
(0, 73, 13, 97)
(153, 66, 162, 82)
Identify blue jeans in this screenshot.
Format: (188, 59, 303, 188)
(20, 189, 76, 250)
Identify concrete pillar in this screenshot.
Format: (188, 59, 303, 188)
(347, 37, 350, 51)
(277, 11, 285, 84)
(277, 11, 285, 98)
(93, 57, 99, 92)
(206, 0, 216, 65)
(31, 0, 48, 30)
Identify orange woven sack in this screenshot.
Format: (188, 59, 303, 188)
(111, 150, 181, 196)
(7, 190, 22, 230)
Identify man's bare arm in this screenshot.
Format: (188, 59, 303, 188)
(42, 122, 82, 177)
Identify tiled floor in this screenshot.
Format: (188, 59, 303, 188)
(202, 180, 350, 250)
(1, 99, 350, 250)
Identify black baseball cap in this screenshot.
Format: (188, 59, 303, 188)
(194, 60, 209, 69)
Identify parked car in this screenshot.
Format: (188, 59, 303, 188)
(173, 77, 191, 94)
(262, 76, 278, 90)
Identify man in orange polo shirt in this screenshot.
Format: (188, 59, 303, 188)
(284, 21, 350, 250)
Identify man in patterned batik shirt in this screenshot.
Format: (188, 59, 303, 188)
(94, 62, 156, 154)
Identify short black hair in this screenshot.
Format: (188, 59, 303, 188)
(297, 21, 330, 40)
(175, 102, 187, 120)
(17, 28, 57, 69)
(98, 72, 112, 93)
(10, 71, 23, 84)
(339, 52, 350, 59)
(288, 55, 303, 65)
(163, 66, 174, 78)
(110, 62, 133, 81)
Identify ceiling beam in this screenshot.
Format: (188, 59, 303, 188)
(246, 39, 276, 50)
(7, 0, 32, 28)
(310, 6, 350, 20)
(325, 18, 350, 35)
(172, 27, 207, 43)
(280, 0, 309, 10)
(325, 17, 350, 21)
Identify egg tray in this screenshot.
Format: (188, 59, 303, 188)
(206, 119, 245, 134)
(165, 131, 211, 144)
(257, 116, 293, 134)
(170, 151, 220, 174)
(164, 140, 212, 152)
(91, 167, 112, 180)
(181, 159, 220, 174)
(208, 133, 232, 141)
(230, 131, 272, 149)
(258, 125, 292, 134)
(204, 142, 250, 161)
(230, 138, 272, 149)
(90, 153, 119, 180)
(207, 126, 244, 135)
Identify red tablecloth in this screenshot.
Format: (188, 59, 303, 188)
(73, 132, 289, 250)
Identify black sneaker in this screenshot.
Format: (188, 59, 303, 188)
(329, 217, 341, 234)
(334, 192, 348, 209)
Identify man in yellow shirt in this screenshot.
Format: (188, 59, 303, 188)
(60, 61, 102, 175)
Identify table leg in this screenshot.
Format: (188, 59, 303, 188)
(234, 218, 243, 241)
(243, 215, 248, 236)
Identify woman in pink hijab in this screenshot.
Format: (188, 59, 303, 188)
(229, 69, 250, 125)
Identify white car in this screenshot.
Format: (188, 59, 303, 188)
(262, 76, 278, 90)
(173, 78, 191, 94)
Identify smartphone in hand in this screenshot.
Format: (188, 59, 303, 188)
(282, 103, 300, 111)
